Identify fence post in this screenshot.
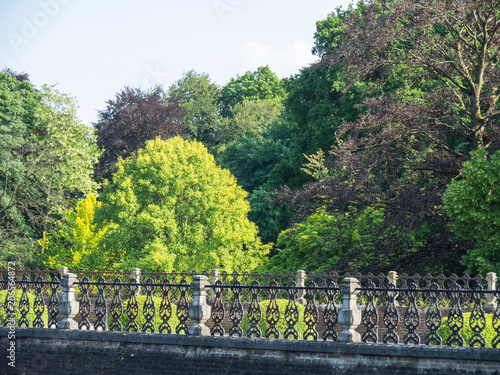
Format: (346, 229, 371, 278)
(387, 271, 399, 307)
(58, 272, 79, 329)
(296, 270, 306, 304)
(131, 267, 141, 294)
(337, 277, 362, 342)
(188, 275, 211, 336)
(209, 268, 219, 297)
(486, 272, 497, 310)
(387, 271, 398, 286)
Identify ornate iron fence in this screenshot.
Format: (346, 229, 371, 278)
(0, 268, 498, 348)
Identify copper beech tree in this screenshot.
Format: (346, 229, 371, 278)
(94, 87, 185, 182)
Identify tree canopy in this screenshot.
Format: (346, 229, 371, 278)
(167, 70, 220, 152)
(218, 66, 286, 118)
(443, 149, 500, 275)
(0, 71, 99, 268)
(94, 87, 185, 182)
(94, 136, 271, 272)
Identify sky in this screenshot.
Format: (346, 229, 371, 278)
(1, 0, 352, 126)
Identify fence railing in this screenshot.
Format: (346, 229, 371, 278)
(1, 267, 499, 348)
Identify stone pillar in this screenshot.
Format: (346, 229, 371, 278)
(188, 275, 211, 336)
(209, 268, 219, 297)
(485, 272, 497, 310)
(131, 268, 141, 294)
(387, 271, 399, 307)
(387, 271, 398, 286)
(58, 272, 79, 329)
(337, 277, 362, 342)
(296, 270, 306, 305)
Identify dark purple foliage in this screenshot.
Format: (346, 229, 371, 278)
(94, 87, 186, 182)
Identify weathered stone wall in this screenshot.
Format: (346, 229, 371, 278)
(1, 327, 499, 375)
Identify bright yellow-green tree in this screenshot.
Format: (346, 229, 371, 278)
(95, 136, 271, 272)
(39, 193, 109, 270)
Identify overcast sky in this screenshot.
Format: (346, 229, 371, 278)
(1, 0, 352, 125)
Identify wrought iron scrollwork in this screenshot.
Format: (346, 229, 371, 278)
(322, 281, 338, 341)
(362, 281, 378, 343)
(4, 287, 15, 327)
(425, 283, 442, 345)
(247, 280, 262, 338)
(142, 278, 156, 332)
(303, 281, 318, 340)
(94, 277, 107, 331)
(469, 285, 486, 347)
(176, 278, 189, 334)
(126, 278, 139, 332)
(382, 283, 399, 344)
(446, 282, 464, 346)
(493, 290, 500, 348)
(228, 280, 243, 337)
(32, 276, 45, 328)
(109, 277, 123, 331)
(403, 283, 420, 345)
(159, 278, 173, 334)
(78, 276, 91, 330)
(265, 281, 280, 338)
(19, 276, 30, 327)
(48, 276, 59, 328)
(210, 280, 225, 336)
(284, 281, 299, 340)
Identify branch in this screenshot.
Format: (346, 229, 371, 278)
(423, 133, 464, 158)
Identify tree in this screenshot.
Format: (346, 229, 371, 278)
(95, 136, 271, 272)
(38, 193, 109, 270)
(216, 121, 293, 245)
(167, 70, 220, 152)
(0, 71, 99, 268)
(322, 0, 500, 158)
(218, 66, 286, 118)
(215, 99, 281, 149)
(94, 87, 185, 182)
(443, 148, 500, 275)
(262, 205, 430, 275)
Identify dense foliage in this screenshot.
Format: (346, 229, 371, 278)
(3, 0, 500, 276)
(94, 87, 185, 182)
(443, 149, 500, 275)
(269, 0, 500, 275)
(0, 71, 98, 268)
(167, 70, 220, 152)
(96, 136, 271, 272)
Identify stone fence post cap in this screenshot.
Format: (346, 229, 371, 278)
(340, 277, 360, 294)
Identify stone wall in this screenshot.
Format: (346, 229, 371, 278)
(1, 327, 499, 375)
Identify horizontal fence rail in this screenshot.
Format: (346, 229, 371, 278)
(0, 267, 499, 348)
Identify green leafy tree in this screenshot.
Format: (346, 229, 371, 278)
(0, 71, 99, 268)
(39, 193, 109, 270)
(443, 149, 500, 275)
(263, 206, 424, 274)
(167, 70, 220, 152)
(216, 120, 293, 245)
(215, 99, 281, 148)
(96, 136, 271, 272)
(218, 66, 286, 118)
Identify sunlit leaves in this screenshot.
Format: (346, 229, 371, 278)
(97, 136, 271, 272)
(443, 149, 500, 275)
